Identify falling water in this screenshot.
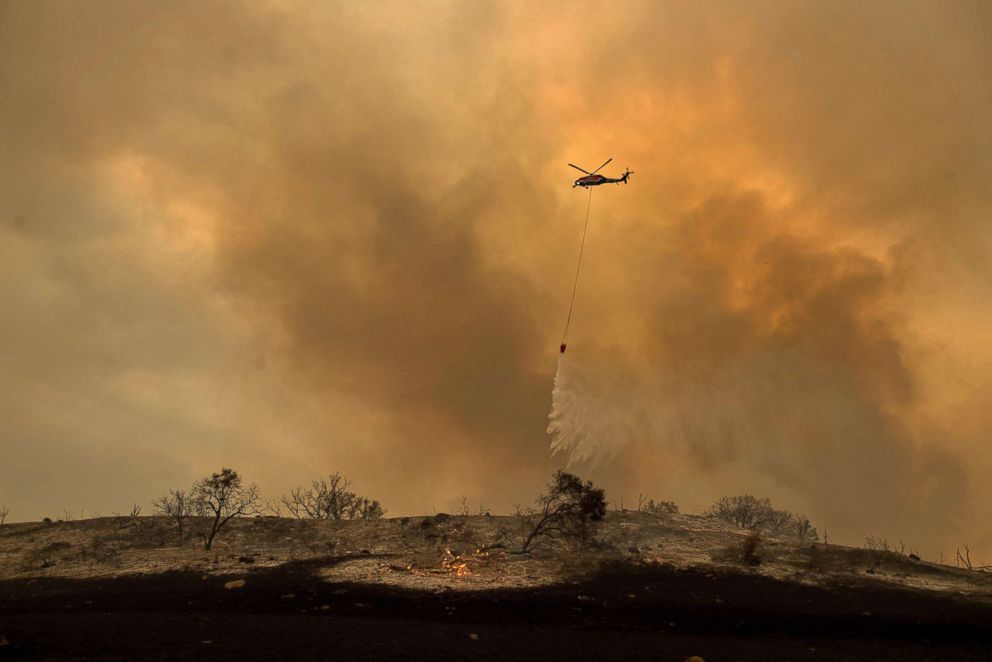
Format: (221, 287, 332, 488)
(547, 353, 654, 465)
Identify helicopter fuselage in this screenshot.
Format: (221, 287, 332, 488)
(573, 174, 627, 188)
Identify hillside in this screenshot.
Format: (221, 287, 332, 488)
(1, 512, 990, 660)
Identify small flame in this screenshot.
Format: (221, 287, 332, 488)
(441, 548, 472, 577)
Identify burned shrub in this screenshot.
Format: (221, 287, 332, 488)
(642, 499, 679, 515)
(740, 532, 762, 565)
(518, 471, 607, 553)
(709, 495, 775, 530)
(152, 489, 194, 547)
(191, 468, 263, 550)
(281, 472, 384, 521)
(708, 495, 818, 542)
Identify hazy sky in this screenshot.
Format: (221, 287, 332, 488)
(1, 1, 990, 558)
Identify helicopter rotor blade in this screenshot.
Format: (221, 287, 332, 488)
(568, 163, 591, 175)
(590, 158, 613, 175)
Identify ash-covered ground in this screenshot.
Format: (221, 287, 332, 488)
(1, 512, 990, 660)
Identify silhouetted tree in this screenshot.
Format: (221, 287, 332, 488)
(708, 495, 818, 541)
(153, 489, 194, 546)
(281, 472, 384, 520)
(519, 471, 606, 553)
(191, 468, 262, 550)
(0, 504, 9, 525)
(709, 495, 774, 530)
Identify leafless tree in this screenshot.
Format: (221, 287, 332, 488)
(865, 535, 890, 551)
(153, 489, 194, 546)
(281, 472, 384, 520)
(0, 504, 9, 525)
(191, 468, 262, 550)
(518, 471, 606, 553)
(957, 545, 973, 570)
(708, 496, 818, 541)
(708, 495, 774, 530)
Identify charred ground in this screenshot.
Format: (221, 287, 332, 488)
(1, 513, 990, 660)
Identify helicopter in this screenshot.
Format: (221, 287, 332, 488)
(568, 158, 633, 188)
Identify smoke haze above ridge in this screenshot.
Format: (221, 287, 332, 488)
(1, 1, 990, 556)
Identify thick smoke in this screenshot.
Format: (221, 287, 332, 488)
(1, 2, 990, 556)
(547, 189, 970, 544)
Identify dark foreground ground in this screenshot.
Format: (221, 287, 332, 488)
(2, 555, 990, 661)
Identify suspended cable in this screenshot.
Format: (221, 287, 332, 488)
(560, 187, 593, 354)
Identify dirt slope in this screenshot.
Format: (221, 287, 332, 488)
(1, 513, 990, 660)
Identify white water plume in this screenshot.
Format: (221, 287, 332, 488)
(547, 353, 671, 465)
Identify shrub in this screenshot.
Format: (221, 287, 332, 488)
(152, 489, 194, 546)
(643, 499, 679, 515)
(281, 472, 384, 520)
(740, 532, 762, 565)
(518, 471, 607, 553)
(708, 495, 818, 542)
(709, 495, 774, 530)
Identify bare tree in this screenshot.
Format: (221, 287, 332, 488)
(191, 468, 262, 550)
(281, 472, 384, 520)
(865, 535, 890, 551)
(153, 489, 194, 546)
(708, 495, 774, 530)
(708, 496, 818, 541)
(0, 504, 9, 525)
(519, 471, 606, 553)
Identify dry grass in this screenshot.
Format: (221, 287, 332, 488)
(1, 512, 990, 601)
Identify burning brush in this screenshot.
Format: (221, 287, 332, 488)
(441, 548, 472, 577)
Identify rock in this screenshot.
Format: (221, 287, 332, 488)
(237, 556, 255, 564)
(434, 513, 452, 521)
(909, 553, 921, 561)
(468, 633, 479, 641)
(224, 579, 246, 590)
